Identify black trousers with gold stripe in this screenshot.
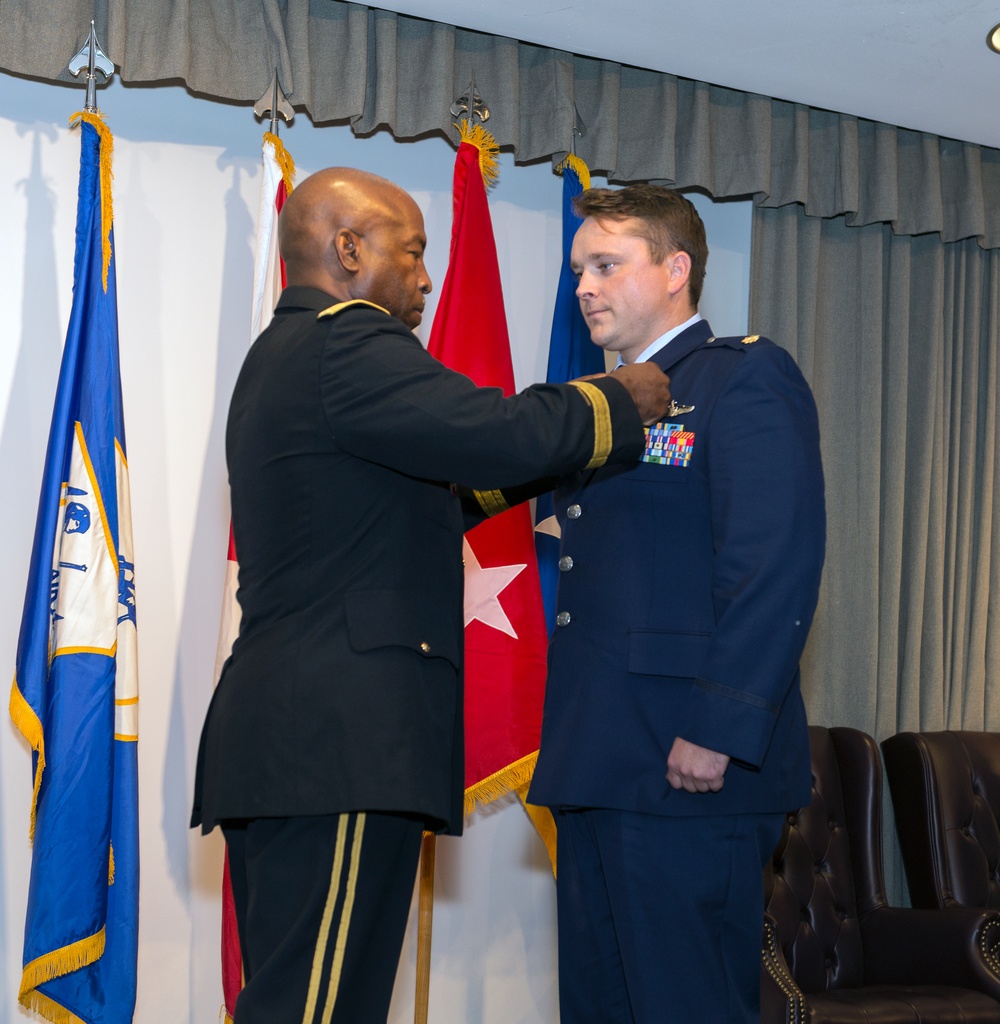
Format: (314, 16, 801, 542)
(224, 812, 425, 1024)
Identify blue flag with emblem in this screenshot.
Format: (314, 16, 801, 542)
(9, 113, 139, 1024)
(535, 154, 604, 631)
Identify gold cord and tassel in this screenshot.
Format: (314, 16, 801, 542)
(555, 151, 591, 190)
(456, 118, 500, 188)
(263, 131, 296, 195)
(69, 111, 115, 293)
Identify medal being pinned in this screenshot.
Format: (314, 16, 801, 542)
(665, 399, 695, 417)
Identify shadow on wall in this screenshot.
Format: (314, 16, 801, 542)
(1, 118, 68, 1015)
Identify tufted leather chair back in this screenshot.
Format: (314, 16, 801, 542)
(764, 726, 888, 994)
(882, 730, 1000, 909)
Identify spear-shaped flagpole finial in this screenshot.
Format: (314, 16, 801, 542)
(68, 21, 115, 112)
(450, 73, 490, 127)
(254, 69, 294, 135)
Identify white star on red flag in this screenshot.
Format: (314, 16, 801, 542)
(534, 515, 561, 540)
(462, 537, 526, 638)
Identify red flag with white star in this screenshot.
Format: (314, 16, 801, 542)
(427, 123, 549, 812)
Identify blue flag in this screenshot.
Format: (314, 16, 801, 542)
(535, 155, 603, 631)
(10, 114, 139, 1024)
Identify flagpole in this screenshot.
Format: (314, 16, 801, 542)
(413, 84, 495, 1024)
(414, 832, 436, 1024)
(13, 24, 140, 1022)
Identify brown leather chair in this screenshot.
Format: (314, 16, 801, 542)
(762, 725, 1000, 1023)
(882, 730, 1000, 909)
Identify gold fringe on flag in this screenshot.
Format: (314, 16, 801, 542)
(263, 131, 296, 195)
(9, 677, 45, 842)
(463, 750, 538, 815)
(19, 926, 106, 1023)
(555, 151, 592, 191)
(462, 752, 558, 875)
(21, 988, 91, 1024)
(456, 119, 500, 189)
(69, 112, 115, 293)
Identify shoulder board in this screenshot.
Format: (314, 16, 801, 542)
(317, 299, 390, 321)
(704, 334, 762, 349)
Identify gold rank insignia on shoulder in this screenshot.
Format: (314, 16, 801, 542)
(317, 298, 390, 320)
(741, 335, 760, 344)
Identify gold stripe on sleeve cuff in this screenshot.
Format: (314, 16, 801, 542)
(473, 488, 511, 516)
(567, 380, 613, 469)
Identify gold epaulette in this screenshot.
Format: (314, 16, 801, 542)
(317, 299, 390, 320)
(706, 334, 760, 347)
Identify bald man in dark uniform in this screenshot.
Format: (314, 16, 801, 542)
(190, 168, 672, 1024)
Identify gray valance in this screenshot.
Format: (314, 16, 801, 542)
(5, 0, 1000, 246)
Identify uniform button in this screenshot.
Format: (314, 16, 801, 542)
(566, 504, 582, 519)
(558, 555, 574, 572)
(556, 611, 572, 627)
(419, 641, 431, 653)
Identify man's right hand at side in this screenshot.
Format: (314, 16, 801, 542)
(609, 362, 673, 425)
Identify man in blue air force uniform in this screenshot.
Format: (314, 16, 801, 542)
(527, 185, 826, 1023)
(190, 168, 673, 1024)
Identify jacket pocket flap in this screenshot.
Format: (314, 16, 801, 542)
(346, 589, 461, 668)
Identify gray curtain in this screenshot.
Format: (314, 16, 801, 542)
(750, 204, 1000, 901)
(5, 0, 1000, 248)
(750, 204, 1000, 740)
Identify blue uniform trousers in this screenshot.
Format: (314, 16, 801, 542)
(555, 807, 784, 1024)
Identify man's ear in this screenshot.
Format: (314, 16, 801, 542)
(333, 229, 360, 273)
(666, 250, 691, 297)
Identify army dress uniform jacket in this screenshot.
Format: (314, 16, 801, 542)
(191, 287, 645, 837)
(528, 318, 826, 818)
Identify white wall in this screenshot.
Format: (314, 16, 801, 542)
(0, 68, 751, 1024)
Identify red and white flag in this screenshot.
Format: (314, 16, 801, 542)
(427, 123, 551, 845)
(215, 131, 294, 1024)
(214, 133, 293, 680)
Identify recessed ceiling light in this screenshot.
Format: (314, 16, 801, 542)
(988, 23, 1000, 53)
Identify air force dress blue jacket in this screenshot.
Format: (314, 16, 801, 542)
(528, 319, 826, 817)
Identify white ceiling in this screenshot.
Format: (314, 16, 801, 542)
(371, 0, 1000, 150)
